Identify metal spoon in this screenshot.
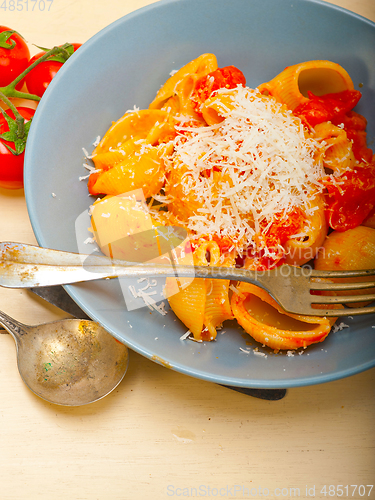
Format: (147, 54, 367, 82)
(0, 310, 129, 406)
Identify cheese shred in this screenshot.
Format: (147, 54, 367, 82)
(167, 86, 325, 250)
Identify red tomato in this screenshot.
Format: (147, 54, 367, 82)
(239, 209, 304, 270)
(346, 128, 374, 164)
(324, 167, 375, 231)
(340, 110, 367, 130)
(25, 43, 81, 97)
(0, 107, 35, 189)
(204, 65, 246, 91)
(191, 65, 246, 114)
(0, 26, 30, 90)
(340, 111, 373, 164)
(263, 208, 304, 247)
(295, 90, 374, 163)
(294, 90, 362, 127)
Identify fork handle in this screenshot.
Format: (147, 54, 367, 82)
(0, 259, 274, 289)
(0, 241, 280, 288)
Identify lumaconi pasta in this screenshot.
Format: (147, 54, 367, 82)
(257, 60, 354, 111)
(315, 226, 375, 308)
(165, 240, 235, 341)
(231, 283, 338, 351)
(87, 55, 375, 351)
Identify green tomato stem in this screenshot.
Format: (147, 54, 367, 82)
(0, 91, 25, 137)
(0, 87, 41, 102)
(0, 43, 73, 103)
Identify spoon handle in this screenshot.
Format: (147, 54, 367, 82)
(0, 310, 28, 341)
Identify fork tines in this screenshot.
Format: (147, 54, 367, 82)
(310, 268, 375, 279)
(308, 268, 375, 316)
(310, 280, 375, 291)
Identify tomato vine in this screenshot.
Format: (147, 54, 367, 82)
(0, 26, 81, 189)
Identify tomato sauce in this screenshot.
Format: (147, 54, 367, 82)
(323, 166, 375, 231)
(191, 65, 246, 115)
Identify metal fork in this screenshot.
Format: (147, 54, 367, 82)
(1, 242, 374, 317)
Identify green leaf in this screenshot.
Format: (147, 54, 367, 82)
(0, 131, 14, 141)
(0, 108, 31, 156)
(0, 108, 14, 129)
(1, 142, 17, 155)
(34, 44, 51, 52)
(0, 30, 16, 50)
(33, 43, 75, 63)
(14, 135, 27, 155)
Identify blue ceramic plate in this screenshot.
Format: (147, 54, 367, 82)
(24, 0, 375, 388)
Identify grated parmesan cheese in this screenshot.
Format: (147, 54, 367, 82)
(167, 86, 325, 252)
(180, 330, 192, 340)
(229, 284, 240, 294)
(332, 322, 349, 333)
(128, 278, 168, 316)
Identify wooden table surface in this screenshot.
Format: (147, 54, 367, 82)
(1, 1, 374, 499)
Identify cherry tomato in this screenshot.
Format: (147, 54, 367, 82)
(263, 209, 304, 247)
(0, 107, 35, 189)
(295, 90, 374, 163)
(238, 209, 304, 270)
(294, 90, 361, 127)
(191, 65, 246, 114)
(25, 43, 81, 98)
(324, 167, 375, 231)
(203, 66, 246, 91)
(0, 26, 30, 90)
(346, 128, 374, 164)
(340, 111, 373, 163)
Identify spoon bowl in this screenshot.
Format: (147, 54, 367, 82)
(0, 311, 129, 406)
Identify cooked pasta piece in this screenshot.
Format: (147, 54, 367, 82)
(314, 122, 356, 173)
(89, 140, 165, 197)
(166, 277, 207, 339)
(258, 60, 354, 111)
(88, 110, 176, 197)
(90, 192, 155, 261)
(201, 92, 238, 125)
(149, 53, 218, 114)
(231, 283, 339, 351)
(166, 240, 234, 341)
(315, 226, 375, 307)
(284, 195, 328, 266)
(93, 109, 172, 155)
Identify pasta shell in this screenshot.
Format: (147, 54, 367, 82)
(284, 195, 328, 266)
(90, 193, 155, 261)
(92, 139, 141, 171)
(89, 142, 165, 197)
(314, 122, 355, 173)
(231, 283, 337, 351)
(315, 226, 375, 307)
(201, 93, 234, 125)
(149, 53, 218, 110)
(164, 161, 206, 220)
(203, 279, 233, 340)
(93, 109, 170, 155)
(166, 277, 207, 340)
(258, 60, 354, 111)
(167, 240, 235, 341)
